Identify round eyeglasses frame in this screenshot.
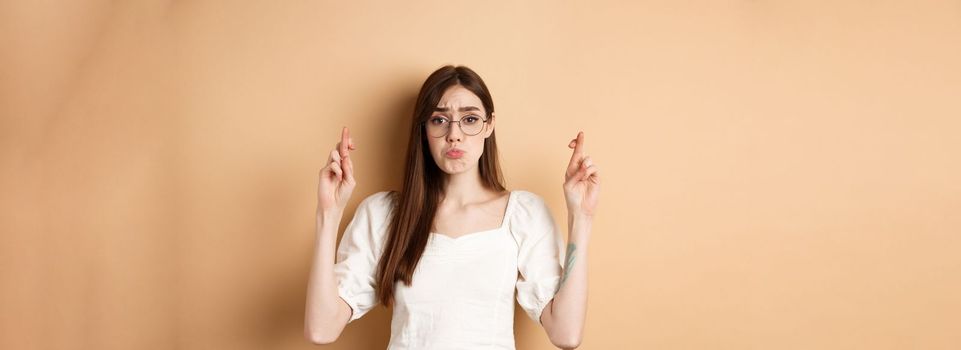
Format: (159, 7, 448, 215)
(422, 115, 492, 138)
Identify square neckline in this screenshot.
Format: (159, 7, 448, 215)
(429, 190, 515, 241)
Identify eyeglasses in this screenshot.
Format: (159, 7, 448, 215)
(423, 115, 491, 138)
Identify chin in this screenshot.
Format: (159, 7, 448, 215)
(441, 162, 472, 174)
(442, 166, 464, 174)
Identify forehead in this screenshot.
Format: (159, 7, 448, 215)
(436, 85, 483, 109)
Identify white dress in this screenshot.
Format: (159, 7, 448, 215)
(333, 190, 563, 350)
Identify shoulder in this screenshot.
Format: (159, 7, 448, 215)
(352, 190, 398, 229)
(508, 190, 557, 232)
(507, 190, 560, 244)
(357, 190, 397, 211)
(511, 189, 551, 213)
(344, 191, 397, 247)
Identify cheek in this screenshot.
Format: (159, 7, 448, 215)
(470, 139, 486, 158)
(428, 140, 445, 157)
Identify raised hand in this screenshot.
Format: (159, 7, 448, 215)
(317, 126, 357, 215)
(563, 131, 600, 218)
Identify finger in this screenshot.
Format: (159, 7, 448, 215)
(581, 164, 598, 181)
(336, 140, 355, 156)
(589, 171, 600, 184)
(568, 153, 590, 179)
(573, 131, 585, 157)
(346, 139, 356, 158)
(588, 173, 600, 185)
(329, 160, 343, 180)
(566, 131, 586, 174)
(329, 149, 341, 163)
(565, 163, 591, 186)
(340, 127, 350, 159)
(322, 162, 336, 179)
(342, 140, 357, 160)
(342, 150, 354, 181)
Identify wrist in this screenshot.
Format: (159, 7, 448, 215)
(567, 214, 592, 245)
(316, 210, 343, 225)
(568, 211, 594, 223)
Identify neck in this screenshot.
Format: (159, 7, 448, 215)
(441, 167, 488, 207)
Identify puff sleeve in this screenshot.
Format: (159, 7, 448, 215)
(511, 191, 563, 325)
(333, 191, 392, 323)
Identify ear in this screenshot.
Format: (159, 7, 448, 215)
(485, 112, 496, 138)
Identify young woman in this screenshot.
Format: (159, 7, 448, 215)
(305, 65, 600, 349)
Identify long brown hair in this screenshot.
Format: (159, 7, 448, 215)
(375, 65, 507, 307)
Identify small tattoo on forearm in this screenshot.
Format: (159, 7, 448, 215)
(556, 243, 576, 293)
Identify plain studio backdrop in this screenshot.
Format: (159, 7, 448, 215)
(1, 1, 959, 349)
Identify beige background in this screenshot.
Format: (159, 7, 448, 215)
(2, 1, 960, 349)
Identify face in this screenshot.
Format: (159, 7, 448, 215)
(426, 85, 496, 175)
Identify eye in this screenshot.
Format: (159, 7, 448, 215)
(463, 115, 480, 124)
(429, 116, 448, 125)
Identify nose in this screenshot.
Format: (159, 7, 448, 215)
(446, 121, 463, 143)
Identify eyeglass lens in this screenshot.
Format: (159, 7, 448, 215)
(426, 116, 486, 137)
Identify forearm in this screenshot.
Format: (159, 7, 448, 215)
(544, 213, 591, 348)
(304, 211, 349, 343)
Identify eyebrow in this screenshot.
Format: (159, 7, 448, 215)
(433, 106, 481, 112)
